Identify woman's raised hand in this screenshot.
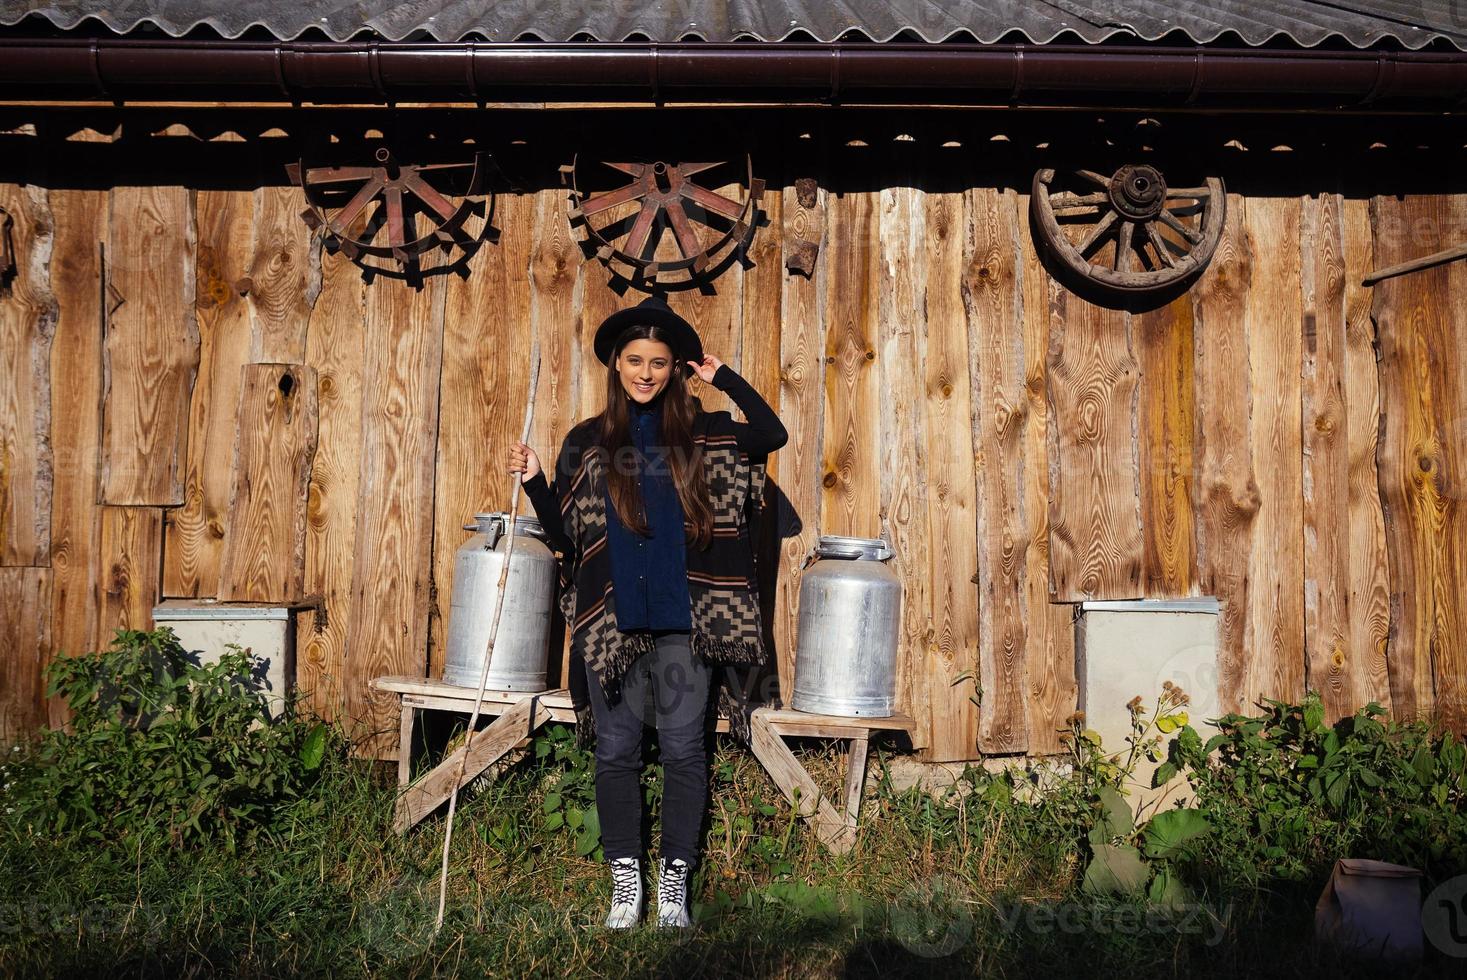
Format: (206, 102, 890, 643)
(507, 441, 541, 483)
(686, 354, 725, 384)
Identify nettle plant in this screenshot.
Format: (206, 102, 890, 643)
(1062, 684, 1212, 906)
(4, 628, 333, 851)
(1164, 692, 1467, 884)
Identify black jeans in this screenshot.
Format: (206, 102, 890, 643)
(587, 630, 711, 864)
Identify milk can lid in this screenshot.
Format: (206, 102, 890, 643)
(814, 534, 894, 561)
(470, 513, 546, 538)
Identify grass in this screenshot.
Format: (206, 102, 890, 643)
(0, 730, 1459, 978)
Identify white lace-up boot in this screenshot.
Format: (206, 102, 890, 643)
(655, 857, 692, 928)
(604, 857, 643, 929)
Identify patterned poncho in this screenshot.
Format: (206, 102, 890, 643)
(523, 369, 783, 744)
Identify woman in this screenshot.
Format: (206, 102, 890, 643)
(507, 294, 786, 929)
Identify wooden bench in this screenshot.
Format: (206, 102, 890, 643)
(372, 674, 914, 853)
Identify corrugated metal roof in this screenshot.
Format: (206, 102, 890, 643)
(1, 1, 1464, 50)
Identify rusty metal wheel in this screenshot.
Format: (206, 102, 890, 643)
(286, 148, 487, 266)
(563, 155, 763, 286)
(1032, 165, 1225, 298)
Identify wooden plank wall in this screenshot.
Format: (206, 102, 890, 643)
(2, 117, 1466, 757)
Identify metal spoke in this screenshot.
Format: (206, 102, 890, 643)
(680, 180, 746, 220)
(664, 199, 707, 270)
(330, 176, 386, 234)
(403, 172, 460, 222)
(303, 165, 379, 185)
(673, 162, 722, 177)
(384, 185, 406, 256)
(623, 203, 658, 259)
(603, 163, 646, 177)
(581, 181, 645, 217)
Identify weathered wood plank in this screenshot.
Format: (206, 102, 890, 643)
(1439, 190, 1467, 733)
(534, 189, 586, 689)
(575, 239, 623, 426)
(0, 183, 57, 567)
(877, 153, 933, 753)
(429, 193, 535, 680)
(101, 186, 199, 505)
(1045, 278, 1143, 601)
(529, 190, 582, 465)
(217, 363, 319, 602)
(345, 274, 447, 757)
(1017, 197, 1077, 755)
(246, 185, 318, 363)
(1135, 294, 1197, 598)
(1244, 196, 1305, 709)
(1302, 191, 1355, 721)
(966, 185, 1026, 757)
(1341, 195, 1393, 714)
(821, 185, 881, 540)
(777, 173, 827, 703)
(96, 505, 163, 641)
(740, 184, 785, 704)
(1194, 194, 1260, 714)
(0, 567, 50, 742)
(684, 173, 746, 416)
(47, 190, 107, 713)
(1372, 193, 1466, 728)
(162, 190, 253, 598)
(299, 241, 367, 721)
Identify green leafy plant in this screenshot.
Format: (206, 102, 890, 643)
(4, 627, 337, 851)
(1164, 691, 1467, 886)
(1066, 685, 1212, 905)
(534, 724, 608, 859)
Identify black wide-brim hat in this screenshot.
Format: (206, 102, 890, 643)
(593, 295, 703, 371)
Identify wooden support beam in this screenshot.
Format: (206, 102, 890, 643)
(843, 732, 869, 824)
(748, 708, 856, 853)
(392, 696, 541, 833)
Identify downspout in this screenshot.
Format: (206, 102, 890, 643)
(0, 40, 1463, 111)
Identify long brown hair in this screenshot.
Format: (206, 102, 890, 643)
(597, 324, 714, 548)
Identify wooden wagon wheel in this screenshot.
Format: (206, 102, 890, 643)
(285, 149, 486, 264)
(1032, 165, 1225, 298)
(563, 155, 764, 285)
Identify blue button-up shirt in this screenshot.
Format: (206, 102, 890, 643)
(604, 397, 692, 631)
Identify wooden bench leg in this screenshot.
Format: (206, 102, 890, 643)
(748, 710, 857, 854)
(392, 697, 544, 834)
(842, 732, 869, 826)
(397, 700, 415, 789)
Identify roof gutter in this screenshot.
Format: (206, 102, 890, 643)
(1, 39, 1464, 111)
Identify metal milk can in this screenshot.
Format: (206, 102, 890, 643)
(442, 512, 557, 691)
(792, 535, 901, 717)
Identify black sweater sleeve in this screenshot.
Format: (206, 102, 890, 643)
(711, 364, 788, 456)
(521, 435, 578, 560)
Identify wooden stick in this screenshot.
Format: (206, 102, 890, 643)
(434, 342, 541, 933)
(1363, 240, 1467, 286)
